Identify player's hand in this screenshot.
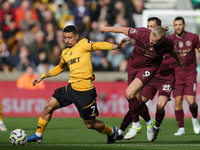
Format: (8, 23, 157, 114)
(32, 75, 43, 86)
(117, 37, 130, 49)
(99, 23, 106, 35)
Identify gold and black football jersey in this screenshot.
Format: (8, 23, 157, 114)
(59, 38, 113, 91)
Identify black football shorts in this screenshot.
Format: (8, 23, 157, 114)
(52, 84, 99, 120)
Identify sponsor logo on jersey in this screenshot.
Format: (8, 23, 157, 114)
(67, 57, 81, 66)
(178, 49, 192, 56)
(149, 47, 154, 51)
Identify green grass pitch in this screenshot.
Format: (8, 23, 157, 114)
(0, 117, 200, 150)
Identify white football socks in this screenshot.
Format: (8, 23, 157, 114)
(35, 132, 43, 137)
(117, 129, 124, 135)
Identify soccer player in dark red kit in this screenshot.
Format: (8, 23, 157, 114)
(110, 17, 178, 142)
(99, 23, 182, 141)
(168, 16, 200, 136)
(141, 17, 177, 141)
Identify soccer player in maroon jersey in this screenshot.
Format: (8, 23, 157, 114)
(141, 17, 177, 141)
(99, 23, 182, 141)
(168, 16, 200, 136)
(111, 17, 178, 142)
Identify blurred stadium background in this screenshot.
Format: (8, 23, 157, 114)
(1, 0, 200, 118)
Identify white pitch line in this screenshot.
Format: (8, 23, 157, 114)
(1, 144, 200, 147)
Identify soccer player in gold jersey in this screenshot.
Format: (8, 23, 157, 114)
(27, 25, 129, 144)
(0, 42, 7, 131)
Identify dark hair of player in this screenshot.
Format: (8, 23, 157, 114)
(63, 25, 78, 35)
(174, 16, 185, 24)
(147, 17, 162, 26)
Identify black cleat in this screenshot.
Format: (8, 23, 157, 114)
(107, 126, 117, 144)
(115, 133, 124, 140)
(152, 127, 160, 142)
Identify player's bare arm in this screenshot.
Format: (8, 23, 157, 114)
(169, 50, 183, 68)
(99, 23, 129, 36)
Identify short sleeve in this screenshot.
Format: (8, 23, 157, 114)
(128, 27, 150, 42)
(193, 34, 200, 49)
(128, 28, 140, 39)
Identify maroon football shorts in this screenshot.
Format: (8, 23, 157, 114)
(173, 69, 197, 97)
(142, 83, 173, 100)
(127, 66, 158, 86)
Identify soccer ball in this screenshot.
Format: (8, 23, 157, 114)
(9, 129, 27, 146)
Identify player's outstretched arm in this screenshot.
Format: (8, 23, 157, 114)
(99, 23, 130, 36)
(169, 50, 183, 68)
(92, 37, 129, 51)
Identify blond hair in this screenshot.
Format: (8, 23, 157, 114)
(152, 26, 169, 40)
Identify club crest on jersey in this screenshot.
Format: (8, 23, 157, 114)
(130, 29, 137, 34)
(186, 40, 191, 46)
(149, 47, 154, 51)
(70, 51, 73, 56)
(178, 41, 184, 48)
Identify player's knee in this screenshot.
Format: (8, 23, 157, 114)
(125, 90, 135, 99)
(85, 122, 94, 129)
(157, 105, 164, 113)
(175, 101, 182, 108)
(43, 102, 54, 113)
(189, 101, 197, 108)
(175, 99, 183, 106)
